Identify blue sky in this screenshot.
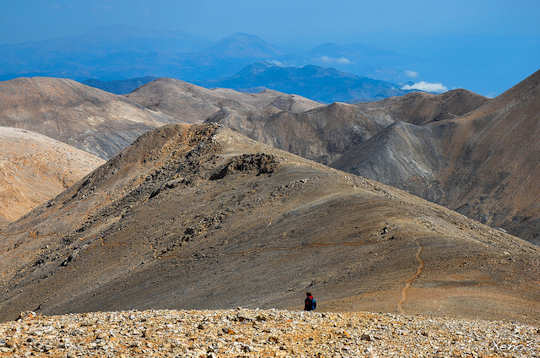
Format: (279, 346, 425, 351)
(1, 0, 539, 95)
(2, 0, 539, 44)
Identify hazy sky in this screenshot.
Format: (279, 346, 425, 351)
(2, 0, 539, 44)
(1, 0, 539, 95)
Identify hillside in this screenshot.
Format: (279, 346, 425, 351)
(212, 101, 392, 165)
(208, 89, 487, 167)
(0, 77, 168, 159)
(0, 127, 104, 223)
(335, 70, 540, 243)
(1, 124, 537, 324)
(204, 62, 409, 103)
(354, 89, 488, 125)
(205, 71, 538, 243)
(127, 77, 321, 123)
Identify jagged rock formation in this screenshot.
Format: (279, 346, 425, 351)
(0, 127, 104, 223)
(0, 124, 537, 324)
(0, 77, 168, 159)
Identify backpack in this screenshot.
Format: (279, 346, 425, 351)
(311, 298, 317, 310)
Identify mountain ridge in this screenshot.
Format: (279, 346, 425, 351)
(0, 77, 168, 159)
(0, 123, 537, 324)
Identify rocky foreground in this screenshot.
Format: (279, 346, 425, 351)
(0, 309, 537, 357)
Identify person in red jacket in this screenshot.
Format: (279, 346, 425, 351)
(304, 292, 317, 311)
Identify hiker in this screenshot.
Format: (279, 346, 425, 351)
(304, 292, 317, 311)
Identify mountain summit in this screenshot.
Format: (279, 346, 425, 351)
(200, 33, 282, 59)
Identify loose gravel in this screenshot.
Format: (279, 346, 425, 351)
(0, 309, 538, 357)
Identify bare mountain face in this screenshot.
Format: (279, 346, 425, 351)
(0, 77, 169, 159)
(336, 70, 540, 244)
(0, 127, 104, 223)
(127, 77, 321, 124)
(0, 77, 319, 162)
(0, 77, 320, 223)
(354, 89, 489, 125)
(202, 72, 538, 243)
(206, 89, 487, 166)
(213, 101, 393, 165)
(0, 124, 538, 324)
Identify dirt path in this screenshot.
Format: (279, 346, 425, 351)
(397, 240, 424, 313)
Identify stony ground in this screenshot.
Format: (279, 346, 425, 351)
(0, 309, 537, 357)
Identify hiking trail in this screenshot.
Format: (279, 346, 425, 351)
(397, 240, 424, 313)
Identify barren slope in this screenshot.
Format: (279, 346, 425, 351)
(208, 90, 486, 166)
(210, 102, 393, 165)
(127, 78, 321, 124)
(336, 70, 540, 243)
(0, 124, 537, 324)
(0, 127, 104, 223)
(0, 77, 168, 159)
(354, 89, 488, 125)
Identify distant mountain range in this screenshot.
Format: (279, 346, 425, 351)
(0, 28, 432, 98)
(0, 31, 283, 83)
(83, 63, 411, 103)
(202, 62, 409, 103)
(82, 76, 158, 94)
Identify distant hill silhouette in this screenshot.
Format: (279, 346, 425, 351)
(199, 33, 282, 59)
(204, 62, 409, 103)
(0, 30, 284, 84)
(83, 76, 157, 94)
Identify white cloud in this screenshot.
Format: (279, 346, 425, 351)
(404, 70, 418, 78)
(319, 56, 352, 65)
(266, 60, 285, 67)
(402, 81, 448, 93)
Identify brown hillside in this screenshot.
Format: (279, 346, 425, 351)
(211, 102, 393, 165)
(0, 127, 104, 223)
(355, 89, 488, 125)
(127, 78, 321, 124)
(0, 124, 537, 324)
(0, 77, 168, 159)
(209, 88, 486, 166)
(440, 70, 540, 243)
(336, 70, 540, 243)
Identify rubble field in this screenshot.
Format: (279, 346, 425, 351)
(0, 308, 538, 357)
